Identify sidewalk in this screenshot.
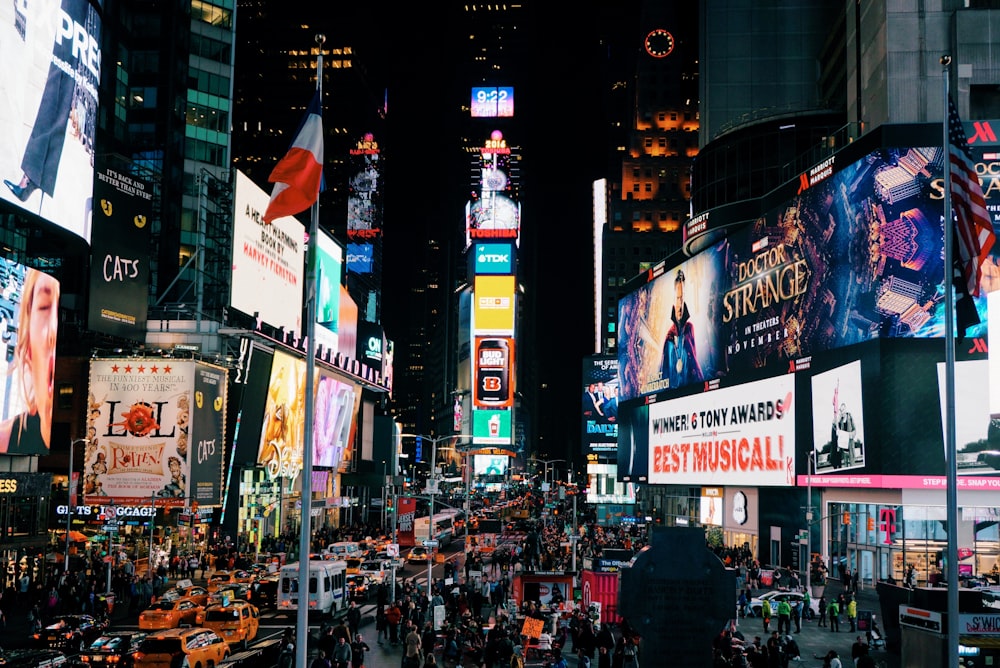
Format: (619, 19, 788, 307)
(733, 579, 897, 668)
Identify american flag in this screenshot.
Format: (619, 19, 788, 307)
(948, 96, 995, 298)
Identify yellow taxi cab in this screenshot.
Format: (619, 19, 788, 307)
(344, 558, 363, 575)
(230, 569, 255, 585)
(206, 571, 236, 592)
(138, 596, 206, 630)
(160, 580, 211, 607)
(201, 599, 259, 649)
(134, 627, 230, 668)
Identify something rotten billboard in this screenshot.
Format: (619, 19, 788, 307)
(582, 356, 619, 457)
(85, 359, 227, 507)
(618, 144, 986, 404)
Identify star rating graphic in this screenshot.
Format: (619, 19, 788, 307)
(108, 363, 173, 374)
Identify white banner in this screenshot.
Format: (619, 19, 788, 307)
(648, 374, 796, 486)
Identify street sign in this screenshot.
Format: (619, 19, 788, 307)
(102, 524, 118, 532)
(423, 540, 440, 548)
(386, 544, 400, 557)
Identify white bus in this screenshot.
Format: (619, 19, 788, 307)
(277, 559, 348, 617)
(414, 512, 456, 547)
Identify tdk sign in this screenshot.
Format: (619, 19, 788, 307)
(474, 242, 514, 275)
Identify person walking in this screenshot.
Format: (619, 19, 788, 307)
(818, 594, 828, 627)
(827, 598, 840, 633)
(761, 598, 772, 634)
(792, 598, 802, 633)
(331, 636, 352, 668)
(350, 633, 370, 668)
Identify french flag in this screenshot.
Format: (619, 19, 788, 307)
(263, 90, 324, 223)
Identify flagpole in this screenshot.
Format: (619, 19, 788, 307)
(940, 54, 959, 668)
(296, 33, 324, 668)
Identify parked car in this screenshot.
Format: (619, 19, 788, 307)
(78, 631, 148, 668)
(748, 590, 820, 619)
(138, 597, 206, 630)
(201, 600, 260, 649)
(0, 648, 68, 667)
(134, 627, 230, 668)
(32, 614, 108, 651)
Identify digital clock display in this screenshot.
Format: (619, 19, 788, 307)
(471, 86, 514, 118)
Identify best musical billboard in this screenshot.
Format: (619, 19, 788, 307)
(647, 373, 796, 487)
(88, 164, 153, 340)
(0, 259, 59, 456)
(189, 363, 228, 506)
(618, 144, 990, 404)
(231, 170, 304, 335)
(1, 0, 102, 242)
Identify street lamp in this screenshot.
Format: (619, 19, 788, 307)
(399, 433, 474, 602)
(529, 457, 566, 486)
(66, 438, 89, 575)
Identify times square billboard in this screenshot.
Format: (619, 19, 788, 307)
(1, 0, 102, 243)
(582, 356, 618, 459)
(85, 359, 228, 507)
(618, 124, 1000, 487)
(618, 140, 1000, 405)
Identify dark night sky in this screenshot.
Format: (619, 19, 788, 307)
(359, 8, 620, 468)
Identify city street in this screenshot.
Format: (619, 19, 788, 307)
(0, 545, 898, 668)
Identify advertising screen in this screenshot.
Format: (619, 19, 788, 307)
(189, 362, 228, 506)
(315, 229, 342, 355)
(472, 276, 515, 335)
(810, 360, 866, 474)
(470, 87, 514, 118)
(314, 369, 361, 470)
(474, 454, 508, 476)
(466, 194, 520, 246)
(647, 373, 796, 487)
(0, 260, 59, 455)
(474, 337, 514, 409)
(618, 145, 991, 403)
(472, 242, 515, 276)
(84, 359, 196, 506)
(346, 243, 372, 274)
(230, 170, 304, 334)
(258, 349, 311, 483)
(1, 0, 102, 242)
(346, 133, 382, 240)
(582, 356, 619, 457)
(88, 164, 153, 340)
(473, 408, 512, 446)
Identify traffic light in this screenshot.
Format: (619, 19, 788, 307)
(842, 511, 851, 525)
